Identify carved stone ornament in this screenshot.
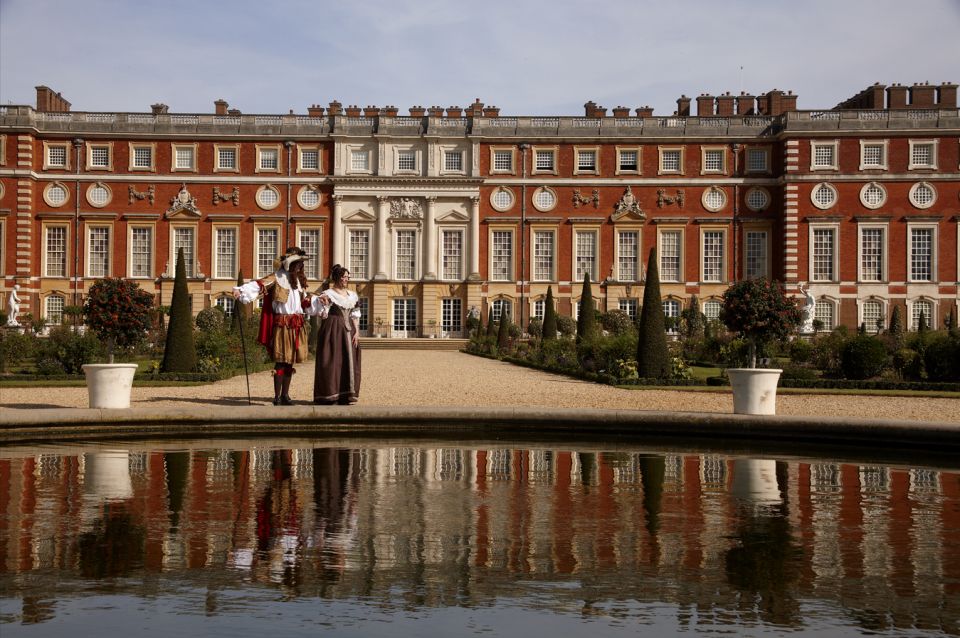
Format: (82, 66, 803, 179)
(389, 197, 423, 219)
(573, 188, 600, 209)
(656, 188, 685, 208)
(128, 184, 156, 205)
(613, 186, 644, 218)
(213, 186, 240, 206)
(166, 184, 201, 218)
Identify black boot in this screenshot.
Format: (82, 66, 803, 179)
(280, 370, 293, 405)
(272, 372, 283, 405)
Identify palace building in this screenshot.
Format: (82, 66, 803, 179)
(0, 82, 957, 336)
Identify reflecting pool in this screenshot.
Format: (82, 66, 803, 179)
(1, 439, 958, 637)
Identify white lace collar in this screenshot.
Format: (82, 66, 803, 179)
(321, 288, 357, 308)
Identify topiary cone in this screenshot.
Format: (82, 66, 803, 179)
(161, 248, 197, 372)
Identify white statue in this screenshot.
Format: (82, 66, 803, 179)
(6, 285, 21, 327)
(798, 284, 816, 333)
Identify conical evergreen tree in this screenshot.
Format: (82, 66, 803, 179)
(575, 273, 597, 345)
(682, 294, 704, 339)
(497, 308, 511, 351)
(161, 248, 197, 372)
(486, 307, 496, 338)
(636, 247, 669, 379)
(541, 286, 558, 342)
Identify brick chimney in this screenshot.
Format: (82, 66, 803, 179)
(782, 90, 798, 112)
(214, 99, 228, 115)
(910, 82, 936, 108)
(867, 83, 886, 109)
(381, 105, 399, 117)
(676, 95, 691, 117)
(583, 101, 597, 117)
(696, 94, 714, 116)
(635, 106, 654, 118)
(886, 84, 908, 109)
(35, 86, 71, 112)
(937, 82, 958, 108)
(590, 105, 607, 118)
(362, 105, 381, 118)
(446, 106, 462, 118)
(716, 92, 736, 116)
(468, 98, 484, 117)
(482, 106, 500, 117)
(307, 104, 325, 117)
(344, 104, 362, 117)
(758, 89, 787, 115)
(327, 100, 343, 116)
(408, 105, 426, 118)
(151, 103, 169, 115)
(736, 92, 756, 115)
(612, 106, 630, 118)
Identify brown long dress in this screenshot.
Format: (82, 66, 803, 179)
(313, 305, 361, 404)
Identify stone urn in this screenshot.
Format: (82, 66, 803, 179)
(82, 363, 138, 409)
(725, 368, 782, 415)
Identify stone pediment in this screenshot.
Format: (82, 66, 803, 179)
(342, 208, 376, 222)
(165, 184, 201, 219)
(436, 209, 469, 222)
(610, 208, 646, 223)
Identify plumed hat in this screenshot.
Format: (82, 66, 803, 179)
(273, 246, 310, 271)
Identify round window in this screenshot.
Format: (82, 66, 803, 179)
(701, 186, 727, 212)
(491, 188, 514, 211)
(532, 187, 557, 212)
(859, 182, 886, 209)
(257, 186, 280, 210)
(811, 183, 837, 210)
(745, 188, 769, 212)
(909, 182, 936, 209)
(298, 186, 320, 210)
(44, 182, 69, 207)
(87, 183, 111, 207)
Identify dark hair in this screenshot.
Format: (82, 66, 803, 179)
(330, 264, 350, 286)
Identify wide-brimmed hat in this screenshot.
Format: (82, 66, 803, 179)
(273, 247, 310, 271)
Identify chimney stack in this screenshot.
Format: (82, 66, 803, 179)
(937, 82, 958, 108)
(696, 94, 715, 116)
(736, 92, 756, 115)
(35, 86, 71, 112)
(886, 84, 908, 109)
(716, 92, 735, 117)
(910, 82, 936, 108)
(151, 103, 169, 115)
(307, 104, 325, 117)
(214, 99, 228, 115)
(635, 106, 654, 118)
(327, 100, 343, 116)
(676, 95, 691, 117)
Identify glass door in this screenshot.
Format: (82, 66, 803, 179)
(392, 298, 417, 338)
(441, 298, 462, 337)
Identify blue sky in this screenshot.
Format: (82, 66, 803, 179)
(2, 0, 959, 116)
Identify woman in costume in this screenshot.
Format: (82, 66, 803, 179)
(313, 264, 362, 405)
(234, 247, 324, 405)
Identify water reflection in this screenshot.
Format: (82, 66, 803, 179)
(0, 441, 958, 636)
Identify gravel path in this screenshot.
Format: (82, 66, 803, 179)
(2, 350, 959, 423)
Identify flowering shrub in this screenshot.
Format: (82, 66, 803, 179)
(720, 278, 802, 367)
(83, 278, 155, 363)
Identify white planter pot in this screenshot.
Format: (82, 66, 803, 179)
(725, 368, 782, 415)
(82, 363, 138, 409)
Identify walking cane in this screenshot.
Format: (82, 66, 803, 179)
(236, 301, 253, 405)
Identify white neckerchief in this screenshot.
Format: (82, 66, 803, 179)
(322, 288, 356, 309)
(275, 269, 302, 291)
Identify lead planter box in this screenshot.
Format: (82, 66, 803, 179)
(725, 368, 783, 415)
(82, 363, 138, 409)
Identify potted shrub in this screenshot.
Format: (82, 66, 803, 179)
(720, 278, 802, 415)
(428, 318, 437, 338)
(82, 278, 155, 409)
(374, 316, 385, 338)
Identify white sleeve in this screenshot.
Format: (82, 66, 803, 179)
(350, 307, 362, 319)
(305, 294, 329, 318)
(233, 280, 262, 304)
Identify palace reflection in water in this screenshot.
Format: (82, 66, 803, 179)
(1, 442, 958, 636)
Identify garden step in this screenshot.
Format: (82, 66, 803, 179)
(358, 338, 468, 351)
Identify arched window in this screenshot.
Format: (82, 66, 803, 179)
(45, 294, 65, 325)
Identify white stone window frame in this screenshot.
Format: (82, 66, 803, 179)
(214, 143, 240, 173)
(703, 299, 722, 321)
(908, 181, 937, 209)
(253, 224, 282, 279)
(531, 145, 558, 175)
(42, 181, 71, 208)
(169, 224, 199, 278)
(700, 227, 727, 283)
(658, 146, 684, 175)
(127, 224, 154, 279)
(394, 145, 421, 175)
(615, 146, 641, 175)
(572, 226, 601, 283)
(907, 297, 938, 331)
(346, 146, 374, 175)
(859, 182, 888, 209)
(171, 143, 198, 172)
(297, 144, 321, 174)
(43, 141, 71, 170)
(256, 184, 282, 211)
(858, 297, 887, 333)
(745, 146, 771, 174)
(745, 186, 770, 212)
(814, 296, 838, 331)
(211, 224, 240, 281)
(657, 227, 685, 283)
(128, 142, 156, 172)
(810, 182, 839, 210)
(809, 223, 840, 283)
(701, 186, 728, 212)
(345, 225, 373, 281)
(908, 139, 938, 170)
(392, 223, 421, 281)
(615, 227, 642, 282)
(439, 146, 467, 175)
(490, 186, 515, 212)
(438, 226, 466, 282)
(256, 143, 282, 174)
(906, 222, 938, 283)
(662, 298, 681, 333)
(490, 146, 516, 175)
(573, 145, 600, 175)
(531, 225, 557, 283)
(84, 223, 113, 278)
(42, 223, 70, 278)
(43, 292, 66, 326)
(859, 139, 889, 170)
(743, 225, 771, 280)
(810, 140, 839, 171)
(531, 186, 558, 212)
(296, 225, 323, 281)
(297, 185, 322, 211)
(488, 226, 515, 282)
(857, 222, 888, 283)
(85, 142, 113, 171)
(85, 181, 112, 208)
(700, 146, 727, 175)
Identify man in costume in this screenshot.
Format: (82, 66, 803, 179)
(233, 247, 324, 405)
